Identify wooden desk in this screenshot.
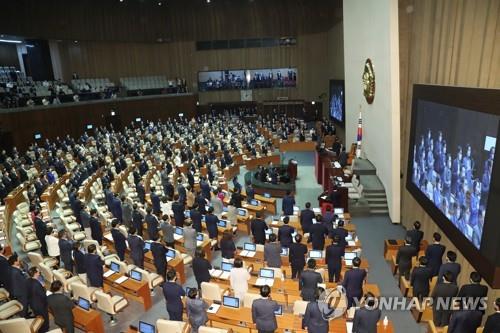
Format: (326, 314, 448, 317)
(223, 165, 240, 181)
(241, 202, 266, 215)
(383, 239, 429, 260)
(103, 269, 152, 310)
(279, 141, 316, 152)
(73, 306, 105, 333)
(244, 154, 281, 171)
(255, 194, 277, 215)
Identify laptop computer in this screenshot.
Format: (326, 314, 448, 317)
(237, 208, 247, 216)
(240, 242, 256, 257)
(110, 261, 120, 273)
(256, 268, 275, 286)
(184, 211, 190, 218)
(250, 199, 259, 206)
(274, 305, 283, 315)
(220, 262, 233, 280)
(166, 249, 176, 262)
(138, 321, 155, 333)
(78, 297, 91, 311)
(143, 242, 152, 251)
(334, 208, 344, 214)
(222, 295, 239, 308)
(217, 220, 227, 228)
(263, 193, 271, 198)
(130, 270, 142, 282)
(173, 227, 183, 241)
(309, 250, 323, 259)
(280, 247, 289, 256)
(344, 252, 357, 266)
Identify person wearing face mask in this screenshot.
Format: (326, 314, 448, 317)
(26, 267, 49, 332)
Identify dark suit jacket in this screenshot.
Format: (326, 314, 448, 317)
(151, 242, 167, 275)
(484, 312, 500, 333)
(146, 214, 159, 240)
(410, 266, 433, 297)
(289, 242, 308, 268)
(406, 229, 424, 250)
(136, 183, 146, 203)
(190, 209, 203, 232)
(0, 255, 9, 287)
(396, 245, 418, 276)
(300, 209, 315, 233)
(84, 253, 104, 287)
(8, 266, 27, 305)
(192, 257, 212, 285)
(352, 307, 382, 333)
(58, 238, 73, 270)
(330, 227, 348, 247)
(111, 228, 127, 255)
(302, 301, 329, 333)
(438, 262, 461, 284)
(205, 214, 219, 239)
(34, 218, 48, 244)
(162, 281, 185, 313)
(89, 216, 103, 244)
(278, 225, 295, 247)
(151, 193, 161, 214)
(73, 249, 86, 274)
(220, 238, 236, 259)
(251, 218, 268, 244)
(309, 223, 328, 250)
(342, 268, 367, 299)
(47, 293, 75, 333)
(282, 195, 295, 215)
(251, 298, 280, 331)
(26, 277, 48, 316)
(128, 234, 145, 266)
(448, 310, 482, 333)
(300, 270, 323, 301)
(425, 243, 446, 276)
(325, 244, 345, 269)
(264, 243, 282, 268)
(172, 201, 185, 227)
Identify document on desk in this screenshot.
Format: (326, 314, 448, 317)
(104, 233, 113, 242)
(219, 272, 230, 280)
(115, 276, 129, 284)
(348, 240, 356, 247)
(103, 270, 115, 278)
(245, 251, 256, 258)
(197, 241, 203, 247)
(334, 162, 341, 168)
(207, 303, 221, 314)
(173, 234, 182, 241)
(313, 208, 321, 214)
(346, 322, 353, 333)
(255, 278, 274, 287)
(209, 269, 223, 278)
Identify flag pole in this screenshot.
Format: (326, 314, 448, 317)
(356, 105, 363, 158)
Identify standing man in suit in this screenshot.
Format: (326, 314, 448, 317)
(150, 187, 161, 215)
(438, 251, 461, 284)
(132, 204, 144, 237)
(205, 207, 219, 248)
(160, 215, 175, 248)
(136, 180, 146, 205)
(58, 230, 73, 272)
(484, 298, 500, 333)
(172, 196, 185, 228)
(309, 216, 328, 251)
(425, 232, 446, 277)
(8, 254, 28, 317)
(0, 244, 9, 288)
(47, 280, 75, 333)
(406, 221, 424, 250)
(300, 259, 323, 301)
(264, 234, 282, 268)
(352, 292, 382, 333)
(192, 248, 212, 289)
(245, 181, 255, 203)
(34, 210, 48, 256)
(447, 300, 482, 333)
(252, 285, 280, 333)
(342, 257, 367, 308)
(162, 269, 185, 321)
(183, 221, 197, 258)
(80, 205, 92, 239)
(128, 226, 145, 268)
(326, 235, 344, 283)
(122, 196, 133, 228)
(145, 207, 160, 240)
(457, 271, 488, 312)
(396, 236, 418, 280)
(302, 287, 330, 333)
(72, 242, 87, 283)
(282, 190, 295, 216)
(151, 235, 167, 278)
(85, 244, 104, 288)
(89, 208, 103, 245)
(432, 271, 459, 327)
(278, 216, 295, 248)
(289, 234, 308, 279)
(251, 211, 269, 245)
(190, 204, 203, 232)
(330, 220, 348, 248)
(26, 267, 49, 333)
(410, 256, 433, 301)
(300, 202, 315, 233)
(111, 219, 127, 261)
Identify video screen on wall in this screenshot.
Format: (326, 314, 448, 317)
(198, 67, 297, 92)
(329, 80, 345, 124)
(409, 99, 498, 249)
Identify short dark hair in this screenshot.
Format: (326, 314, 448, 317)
(195, 248, 205, 258)
(447, 251, 457, 262)
(307, 258, 316, 269)
(28, 266, 39, 277)
(418, 256, 428, 266)
(260, 285, 271, 297)
(90, 208, 97, 215)
(208, 206, 214, 214)
(352, 257, 361, 267)
(305, 202, 311, 209)
(8, 253, 18, 266)
(166, 269, 177, 281)
(283, 216, 289, 224)
(50, 280, 63, 293)
(414, 221, 421, 230)
(268, 233, 277, 242)
(470, 271, 481, 283)
(234, 258, 243, 268)
(294, 234, 302, 243)
(433, 232, 441, 242)
(443, 271, 453, 283)
(111, 219, 119, 228)
(87, 244, 97, 253)
(365, 292, 376, 307)
(188, 288, 198, 299)
(338, 220, 344, 227)
(129, 226, 137, 235)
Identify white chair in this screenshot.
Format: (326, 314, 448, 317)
(242, 292, 260, 308)
(53, 269, 82, 293)
(129, 267, 164, 295)
(174, 249, 192, 265)
(199, 327, 230, 333)
(70, 281, 100, 302)
(0, 317, 45, 333)
(16, 233, 41, 252)
(0, 300, 24, 320)
(293, 300, 309, 316)
(156, 319, 187, 333)
(27, 252, 58, 268)
(200, 282, 229, 303)
(94, 290, 128, 326)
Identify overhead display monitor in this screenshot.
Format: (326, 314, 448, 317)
(329, 79, 345, 125)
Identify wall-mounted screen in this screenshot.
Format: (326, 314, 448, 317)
(198, 67, 297, 92)
(329, 79, 345, 125)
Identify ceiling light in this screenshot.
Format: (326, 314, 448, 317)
(0, 39, 22, 44)
(311, 101, 316, 105)
(158, 1, 162, 5)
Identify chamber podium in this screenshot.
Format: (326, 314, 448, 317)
(287, 159, 298, 181)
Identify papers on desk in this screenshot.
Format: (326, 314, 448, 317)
(209, 269, 223, 278)
(207, 303, 221, 314)
(103, 270, 115, 278)
(104, 233, 113, 242)
(346, 322, 353, 333)
(219, 272, 230, 280)
(173, 234, 183, 241)
(240, 250, 256, 257)
(334, 161, 341, 168)
(313, 208, 321, 214)
(115, 276, 128, 284)
(348, 240, 356, 247)
(197, 241, 203, 247)
(346, 307, 358, 320)
(166, 256, 174, 262)
(255, 278, 274, 287)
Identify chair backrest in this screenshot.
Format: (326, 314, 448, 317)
(71, 282, 94, 301)
(27, 252, 43, 265)
(0, 318, 31, 333)
(38, 263, 54, 282)
(293, 300, 309, 315)
(156, 319, 186, 333)
(256, 244, 264, 252)
(243, 293, 260, 308)
(199, 327, 228, 333)
(94, 290, 114, 314)
(201, 282, 222, 302)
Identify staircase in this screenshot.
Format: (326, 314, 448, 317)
(351, 159, 389, 216)
(364, 189, 389, 215)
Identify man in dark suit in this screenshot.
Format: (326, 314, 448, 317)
(300, 259, 323, 301)
(34, 211, 48, 256)
(85, 244, 104, 288)
(264, 233, 282, 268)
(145, 207, 159, 240)
(192, 248, 212, 289)
(26, 267, 49, 333)
(111, 194, 123, 222)
(330, 219, 348, 248)
(0, 244, 9, 287)
(438, 251, 461, 284)
(251, 285, 280, 333)
(205, 207, 219, 242)
(177, 180, 187, 203)
(8, 254, 28, 317)
(447, 300, 482, 333)
(88, 208, 103, 245)
(245, 181, 255, 203)
(111, 219, 127, 261)
(171, 196, 185, 227)
(396, 236, 418, 280)
(72, 242, 86, 280)
(325, 235, 344, 283)
(128, 226, 145, 268)
(278, 216, 294, 248)
(136, 180, 146, 204)
(282, 190, 295, 216)
(410, 256, 433, 301)
(251, 212, 268, 245)
(352, 292, 382, 333)
(406, 221, 424, 250)
(300, 202, 315, 233)
(484, 298, 500, 333)
(201, 178, 211, 200)
(150, 188, 161, 215)
(151, 236, 167, 278)
(190, 204, 203, 232)
(425, 232, 446, 277)
(196, 192, 207, 214)
(308, 216, 328, 251)
(457, 271, 488, 312)
(289, 234, 308, 279)
(162, 269, 185, 321)
(342, 257, 367, 308)
(47, 280, 75, 333)
(58, 230, 73, 272)
(432, 271, 458, 327)
(132, 204, 144, 237)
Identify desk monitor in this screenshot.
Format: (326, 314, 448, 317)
(196, 233, 204, 241)
(237, 208, 247, 216)
(221, 262, 233, 272)
(110, 262, 120, 273)
(223, 206, 228, 212)
(184, 211, 190, 218)
(135, 117, 142, 122)
(274, 305, 283, 315)
(264, 193, 271, 198)
(34, 133, 42, 140)
(344, 252, 357, 260)
(309, 250, 322, 259)
(139, 321, 156, 333)
(86, 124, 93, 130)
(250, 199, 259, 206)
(130, 270, 142, 281)
(201, 215, 206, 222)
(243, 243, 256, 251)
(78, 297, 90, 311)
(166, 249, 176, 259)
(217, 220, 227, 228)
(222, 295, 240, 308)
(259, 268, 275, 279)
(334, 208, 344, 214)
(144, 242, 152, 251)
(280, 247, 289, 256)
(175, 227, 183, 236)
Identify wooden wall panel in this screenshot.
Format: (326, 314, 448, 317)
(399, 0, 500, 313)
(0, 44, 19, 68)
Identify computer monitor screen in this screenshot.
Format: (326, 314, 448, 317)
(222, 295, 240, 308)
(139, 321, 155, 333)
(86, 124, 93, 130)
(217, 220, 227, 228)
(329, 79, 345, 124)
(201, 215, 206, 222)
(221, 262, 233, 272)
(130, 270, 142, 281)
(223, 206, 228, 212)
(243, 243, 256, 251)
(309, 250, 322, 258)
(344, 252, 357, 260)
(110, 262, 120, 273)
(334, 208, 344, 214)
(196, 233, 204, 241)
(166, 249, 176, 258)
(34, 133, 42, 140)
(280, 247, 289, 256)
(237, 208, 247, 216)
(274, 305, 283, 315)
(184, 211, 190, 218)
(144, 242, 151, 251)
(264, 193, 271, 198)
(175, 227, 183, 236)
(259, 268, 274, 279)
(250, 199, 259, 206)
(78, 297, 90, 311)
(135, 117, 142, 122)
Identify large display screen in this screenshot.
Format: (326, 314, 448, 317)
(198, 67, 297, 92)
(410, 100, 498, 248)
(329, 80, 345, 124)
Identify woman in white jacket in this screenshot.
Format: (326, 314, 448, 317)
(229, 258, 251, 301)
